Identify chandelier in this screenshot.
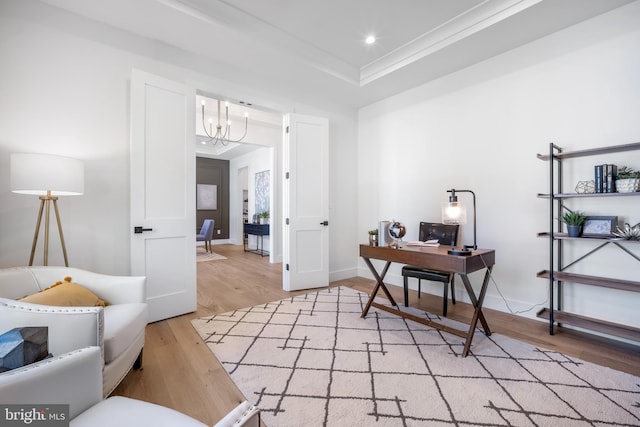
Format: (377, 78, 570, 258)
(201, 99, 248, 146)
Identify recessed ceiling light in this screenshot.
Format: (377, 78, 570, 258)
(365, 35, 376, 45)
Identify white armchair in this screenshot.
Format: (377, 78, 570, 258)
(0, 346, 260, 427)
(0, 266, 148, 396)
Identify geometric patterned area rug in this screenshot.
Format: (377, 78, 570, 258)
(191, 287, 640, 427)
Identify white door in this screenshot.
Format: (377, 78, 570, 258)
(130, 69, 196, 322)
(283, 114, 329, 291)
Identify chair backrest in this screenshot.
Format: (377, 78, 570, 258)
(0, 267, 42, 300)
(419, 222, 459, 246)
(0, 346, 103, 420)
(200, 219, 215, 239)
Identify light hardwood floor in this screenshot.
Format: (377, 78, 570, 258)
(112, 244, 640, 426)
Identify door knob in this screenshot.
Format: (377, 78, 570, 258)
(320, 221, 329, 226)
(134, 226, 153, 234)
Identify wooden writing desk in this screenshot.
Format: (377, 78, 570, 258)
(360, 244, 496, 357)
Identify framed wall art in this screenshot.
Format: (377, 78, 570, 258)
(196, 184, 217, 210)
(582, 216, 618, 237)
(255, 170, 270, 215)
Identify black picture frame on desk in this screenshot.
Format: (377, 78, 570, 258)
(582, 216, 618, 237)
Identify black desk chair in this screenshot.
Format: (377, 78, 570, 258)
(402, 222, 459, 316)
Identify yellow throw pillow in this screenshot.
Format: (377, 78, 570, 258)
(19, 276, 108, 307)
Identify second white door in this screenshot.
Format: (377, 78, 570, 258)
(283, 114, 329, 291)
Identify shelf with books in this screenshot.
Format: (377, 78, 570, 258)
(536, 142, 640, 161)
(536, 191, 639, 199)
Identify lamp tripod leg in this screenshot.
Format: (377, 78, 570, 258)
(29, 196, 69, 267)
(52, 199, 69, 267)
(29, 199, 46, 266)
(44, 198, 51, 266)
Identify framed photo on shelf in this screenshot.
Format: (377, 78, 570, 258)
(582, 216, 617, 237)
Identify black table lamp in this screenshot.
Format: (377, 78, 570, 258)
(441, 188, 477, 256)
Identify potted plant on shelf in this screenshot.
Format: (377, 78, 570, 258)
(615, 166, 639, 193)
(368, 229, 378, 246)
(561, 210, 586, 237)
(259, 211, 270, 224)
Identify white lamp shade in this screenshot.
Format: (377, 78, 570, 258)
(11, 153, 84, 196)
(442, 201, 467, 224)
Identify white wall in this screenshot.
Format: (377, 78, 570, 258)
(358, 3, 640, 330)
(0, 0, 359, 279)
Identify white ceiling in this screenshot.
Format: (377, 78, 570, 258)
(38, 0, 635, 109)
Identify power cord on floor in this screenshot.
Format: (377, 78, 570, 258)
(479, 253, 549, 315)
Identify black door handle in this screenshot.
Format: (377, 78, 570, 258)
(320, 221, 329, 226)
(134, 226, 153, 234)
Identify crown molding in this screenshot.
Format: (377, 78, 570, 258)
(359, 0, 543, 86)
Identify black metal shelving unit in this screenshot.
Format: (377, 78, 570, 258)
(537, 142, 640, 343)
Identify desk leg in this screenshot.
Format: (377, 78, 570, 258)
(258, 234, 266, 256)
(361, 258, 396, 317)
(459, 265, 493, 357)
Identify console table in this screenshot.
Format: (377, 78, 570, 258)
(244, 223, 269, 257)
(360, 244, 495, 357)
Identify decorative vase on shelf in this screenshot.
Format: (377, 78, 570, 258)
(615, 178, 639, 193)
(615, 166, 639, 193)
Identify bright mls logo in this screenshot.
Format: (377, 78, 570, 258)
(1, 405, 69, 426)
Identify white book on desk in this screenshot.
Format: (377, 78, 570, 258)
(406, 240, 440, 247)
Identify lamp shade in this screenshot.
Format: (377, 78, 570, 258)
(442, 201, 467, 224)
(11, 153, 84, 196)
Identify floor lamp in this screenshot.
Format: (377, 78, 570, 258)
(10, 153, 84, 266)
